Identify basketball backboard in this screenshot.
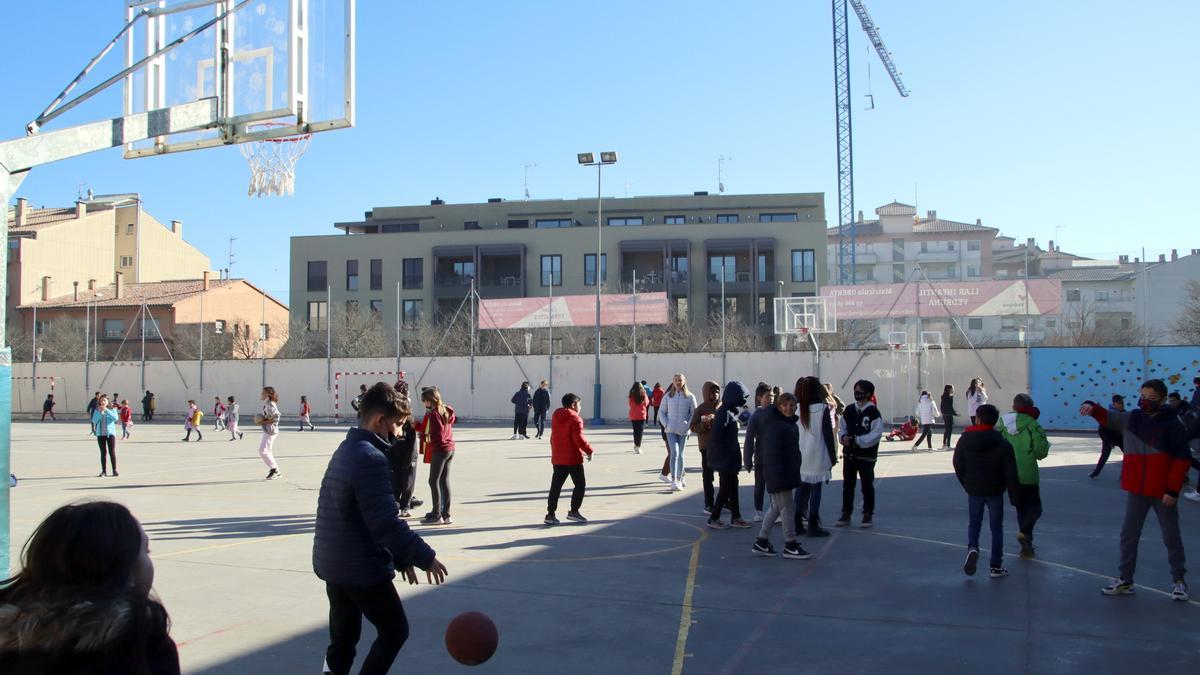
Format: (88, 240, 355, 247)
(774, 296, 837, 335)
(122, 0, 354, 158)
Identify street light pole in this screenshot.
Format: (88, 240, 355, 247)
(578, 151, 617, 424)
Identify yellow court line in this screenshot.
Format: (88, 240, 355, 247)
(671, 539, 703, 675)
(152, 532, 310, 560)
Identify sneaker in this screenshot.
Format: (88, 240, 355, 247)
(672, 481, 683, 492)
(679, 478, 687, 488)
(510, 434, 521, 440)
(566, 510, 588, 523)
(963, 548, 979, 576)
(729, 518, 753, 529)
(658, 474, 673, 484)
(1101, 578, 1135, 596)
(835, 512, 851, 527)
(752, 539, 776, 557)
(860, 512, 873, 528)
(441, 515, 453, 525)
(1088, 471, 1099, 479)
(703, 505, 713, 516)
(1184, 491, 1200, 503)
(782, 542, 813, 560)
(522, 435, 530, 439)
(807, 524, 830, 538)
(265, 468, 279, 480)
(112, 471, 119, 477)
(1016, 532, 1035, 559)
(1171, 580, 1189, 601)
(989, 567, 1009, 579)
(753, 510, 764, 523)
(420, 513, 443, 525)
(775, 515, 783, 525)
(97, 471, 107, 477)
(634, 446, 642, 454)
(238, 432, 244, 440)
(399, 509, 411, 518)
(410, 498, 424, 508)
(707, 520, 729, 530)
(544, 513, 559, 525)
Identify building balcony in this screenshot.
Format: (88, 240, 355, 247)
(917, 250, 960, 263)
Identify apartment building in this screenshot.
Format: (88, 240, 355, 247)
(290, 192, 828, 340)
(6, 193, 211, 313)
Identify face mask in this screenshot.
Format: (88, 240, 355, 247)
(1139, 398, 1160, 413)
(853, 391, 868, 403)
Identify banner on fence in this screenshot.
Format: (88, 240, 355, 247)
(479, 292, 669, 329)
(824, 279, 1062, 320)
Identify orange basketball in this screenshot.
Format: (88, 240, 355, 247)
(445, 611, 498, 666)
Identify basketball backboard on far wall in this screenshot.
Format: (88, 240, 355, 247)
(122, 0, 354, 158)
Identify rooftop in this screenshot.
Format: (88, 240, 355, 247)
(1048, 265, 1140, 282)
(6, 204, 116, 232)
(19, 278, 285, 310)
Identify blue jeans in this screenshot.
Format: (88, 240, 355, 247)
(794, 481, 824, 529)
(968, 494, 1004, 568)
(666, 433, 688, 481)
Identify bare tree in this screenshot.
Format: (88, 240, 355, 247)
(37, 318, 87, 362)
(172, 323, 233, 360)
(1172, 280, 1200, 344)
(8, 323, 31, 362)
(1045, 299, 1156, 346)
(274, 318, 326, 359)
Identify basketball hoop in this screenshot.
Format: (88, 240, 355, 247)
(240, 122, 311, 197)
(889, 343, 904, 352)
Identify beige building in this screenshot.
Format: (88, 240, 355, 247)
(6, 193, 211, 313)
(290, 192, 828, 341)
(19, 272, 289, 360)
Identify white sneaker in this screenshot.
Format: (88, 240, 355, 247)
(633, 446, 642, 454)
(679, 478, 687, 488)
(753, 510, 764, 523)
(1184, 490, 1200, 503)
(672, 481, 683, 492)
(658, 474, 673, 484)
(509, 434, 521, 440)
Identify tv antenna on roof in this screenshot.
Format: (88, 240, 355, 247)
(718, 155, 732, 193)
(524, 163, 537, 200)
(228, 237, 237, 277)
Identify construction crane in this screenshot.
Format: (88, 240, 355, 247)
(833, 0, 910, 285)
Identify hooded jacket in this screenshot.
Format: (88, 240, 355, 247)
(652, 385, 665, 408)
(422, 405, 456, 454)
(532, 387, 552, 414)
(915, 395, 940, 425)
(688, 381, 722, 450)
(999, 406, 1049, 485)
(314, 427, 437, 587)
(760, 404, 802, 493)
(511, 388, 533, 416)
(742, 404, 774, 470)
(705, 381, 749, 473)
(953, 425, 1019, 497)
(550, 407, 594, 465)
(1088, 402, 1191, 499)
(0, 597, 179, 674)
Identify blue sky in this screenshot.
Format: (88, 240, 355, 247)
(4, 1, 1197, 305)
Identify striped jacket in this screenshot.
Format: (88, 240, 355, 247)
(1090, 406, 1191, 499)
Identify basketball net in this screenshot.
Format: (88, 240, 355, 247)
(239, 122, 312, 197)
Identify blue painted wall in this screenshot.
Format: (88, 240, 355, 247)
(1030, 346, 1200, 430)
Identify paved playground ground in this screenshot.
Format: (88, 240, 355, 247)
(7, 419, 1200, 674)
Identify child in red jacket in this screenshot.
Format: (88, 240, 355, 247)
(545, 393, 594, 525)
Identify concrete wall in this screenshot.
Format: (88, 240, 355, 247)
(12, 348, 1029, 425)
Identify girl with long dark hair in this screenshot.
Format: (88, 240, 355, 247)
(628, 382, 650, 454)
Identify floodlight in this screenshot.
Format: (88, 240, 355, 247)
(600, 151, 618, 164)
(577, 153, 594, 164)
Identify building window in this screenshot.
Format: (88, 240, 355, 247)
(1001, 317, 1019, 330)
(120, 255, 133, 267)
(607, 216, 644, 226)
(1066, 289, 1081, 302)
(920, 241, 928, 253)
(715, 214, 739, 224)
(892, 238, 905, 262)
(507, 219, 529, 229)
(402, 258, 423, 289)
(670, 253, 689, 282)
(967, 266, 979, 277)
(968, 240, 981, 251)
(370, 259, 383, 290)
(141, 318, 161, 338)
(1121, 317, 1131, 329)
(536, 219, 572, 228)
(790, 249, 815, 283)
(664, 215, 686, 225)
(214, 320, 225, 334)
(307, 261, 327, 291)
(34, 320, 50, 336)
(893, 264, 905, 283)
(307, 301, 328, 331)
(1095, 290, 1110, 302)
(452, 261, 474, 280)
(968, 318, 983, 330)
(758, 213, 798, 222)
(369, 299, 383, 313)
(402, 300, 422, 328)
(345, 300, 359, 317)
(102, 319, 124, 339)
(948, 240, 956, 251)
(381, 223, 419, 233)
(1045, 317, 1058, 329)
(541, 255, 562, 286)
(465, 221, 481, 230)
(710, 255, 736, 282)
(259, 323, 270, 340)
(346, 260, 359, 291)
(997, 269, 1010, 279)
(584, 253, 607, 286)
(947, 264, 957, 278)
(125, 223, 135, 235)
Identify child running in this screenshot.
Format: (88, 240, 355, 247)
(545, 393, 595, 524)
(182, 400, 203, 441)
(752, 392, 813, 559)
(299, 395, 315, 431)
(953, 404, 1019, 578)
(226, 395, 243, 440)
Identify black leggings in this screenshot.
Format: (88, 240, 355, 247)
(513, 413, 528, 437)
(914, 424, 934, 448)
(942, 415, 954, 448)
(325, 580, 410, 675)
(548, 464, 586, 514)
(631, 419, 645, 447)
(96, 435, 116, 474)
(709, 470, 741, 522)
(841, 457, 876, 514)
(427, 451, 453, 518)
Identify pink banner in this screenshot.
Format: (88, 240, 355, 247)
(478, 292, 669, 329)
(825, 280, 1062, 320)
